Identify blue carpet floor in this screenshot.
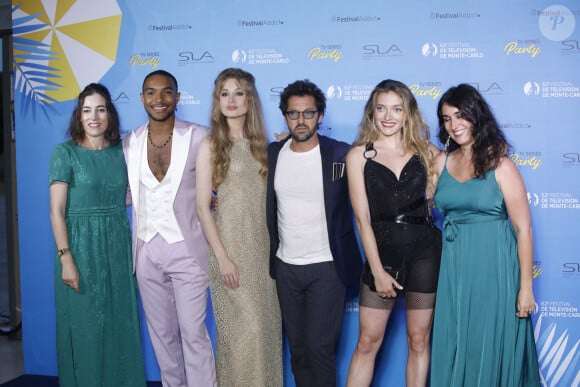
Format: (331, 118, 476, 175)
(0, 375, 162, 386)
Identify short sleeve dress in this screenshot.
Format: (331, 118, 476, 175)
(49, 141, 145, 387)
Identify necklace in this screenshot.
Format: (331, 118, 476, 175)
(148, 128, 173, 149)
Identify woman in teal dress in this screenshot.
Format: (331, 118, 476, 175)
(430, 84, 540, 386)
(49, 83, 146, 387)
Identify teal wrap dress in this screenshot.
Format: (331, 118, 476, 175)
(430, 162, 540, 386)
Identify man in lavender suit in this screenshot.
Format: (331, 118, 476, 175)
(123, 70, 216, 387)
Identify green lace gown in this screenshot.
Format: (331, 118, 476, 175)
(430, 164, 540, 386)
(49, 141, 145, 387)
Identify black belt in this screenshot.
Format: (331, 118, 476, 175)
(375, 215, 434, 226)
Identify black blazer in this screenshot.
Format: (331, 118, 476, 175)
(266, 134, 362, 287)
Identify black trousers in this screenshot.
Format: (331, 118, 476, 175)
(275, 259, 346, 387)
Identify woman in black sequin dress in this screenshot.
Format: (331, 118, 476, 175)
(346, 80, 442, 387)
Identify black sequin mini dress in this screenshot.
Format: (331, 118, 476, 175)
(361, 144, 441, 295)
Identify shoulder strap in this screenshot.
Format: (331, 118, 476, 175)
(364, 142, 377, 160)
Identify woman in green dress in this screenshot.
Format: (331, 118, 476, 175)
(49, 83, 146, 387)
(430, 84, 540, 386)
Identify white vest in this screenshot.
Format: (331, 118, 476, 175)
(137, 133, 184, 244)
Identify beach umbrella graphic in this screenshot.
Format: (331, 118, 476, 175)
(13, 0, 122, 111)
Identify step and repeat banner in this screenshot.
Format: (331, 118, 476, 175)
(12, 0, 580, 385)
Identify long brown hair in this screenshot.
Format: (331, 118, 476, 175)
(437, 84, 509, 178)
(210, 68, 268, 188)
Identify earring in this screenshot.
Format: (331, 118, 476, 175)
(445, 136, 450, 151)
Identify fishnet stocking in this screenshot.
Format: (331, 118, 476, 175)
(360, 282, 436, 310)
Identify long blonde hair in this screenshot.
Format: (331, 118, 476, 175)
(210, 68, 268, 188)
(354, 79, 435, 191)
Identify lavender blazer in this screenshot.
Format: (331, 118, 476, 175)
(122, 119, 210, 273)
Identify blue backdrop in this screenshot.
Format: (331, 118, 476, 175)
(11, 0, 580, 385)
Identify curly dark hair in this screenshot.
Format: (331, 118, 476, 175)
(67, 83, 121, 145)
(437, 83, 510, 178)
(279, 79, 326, 115)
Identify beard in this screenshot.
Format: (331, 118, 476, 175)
(290, 124, 317, 143)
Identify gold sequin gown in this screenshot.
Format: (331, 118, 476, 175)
(209, 139, 283, 387)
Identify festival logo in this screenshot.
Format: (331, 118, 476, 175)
(523, 81, 541, 96)
(538, 81, 580, 99)
(538, 301, 580, 319)
(527, 192, 540, 207)
(326, 85, 343, 100)
(535, 310, 580, 385)
(232, 49, 247, 64)
(469, 82, 503, 95)
(330, 83, 375, 102)
(362, 43, 402, 59)
(561, 39, 580, 55)
(309, 45, 343, 63)
(500, 122, 532, 129)
(408, 82, 442, 100)
(537, 192, 580, 210)
(242, 48, 290, 65)
(12, 0, 122, 117)
(269, 86, 285, 102)
(422, 42, 484, 59)
(237, 19, 284, 27)
(504, 40, 541, 57)
(147, 23, 192, 32)
(562, 262, 580, 278)
(332, 15, 381, 23)
(129, 51, 161, 68)
(523, 80, 580, 98)
(562, 152, 580, 168)
(421, 43, 438, 57)
(178, 90, 201, 106)
(112, 91, 130, 104)
(177, 50, 215, 65)
(429, 10, 481, 20)
(511, 151, 542, 170)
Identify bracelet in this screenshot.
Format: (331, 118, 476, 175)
(58, 247, 70, 257)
